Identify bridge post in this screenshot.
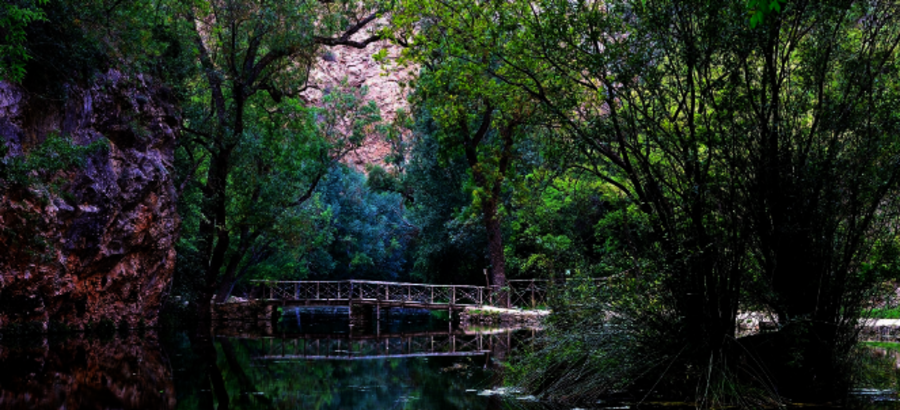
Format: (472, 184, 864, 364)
(531, 279, 535, 308)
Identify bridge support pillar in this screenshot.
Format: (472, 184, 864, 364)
(349, 304, 374, 326)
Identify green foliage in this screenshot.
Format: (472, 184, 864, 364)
(394, 0, 900, 403)
(9, 0, 187, 96)
(0, 133, 107, 261)
(1, 133, 107, 188)
(406, 125, 489, 284)
(747, 0, 787, 27)
(303, 165, 415, 280)
(506, 168, 642, 280)
(0, 0, 47, 82)
(851, 344, 900, 397)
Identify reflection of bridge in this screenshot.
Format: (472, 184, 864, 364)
(246, 329, 525, 360)
(248, 279, 601, 310)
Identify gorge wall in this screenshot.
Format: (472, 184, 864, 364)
(303, 39, 412, 170)
(0, 71, 180, 330)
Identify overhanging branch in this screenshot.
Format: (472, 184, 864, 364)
(314, 12, 382, 49)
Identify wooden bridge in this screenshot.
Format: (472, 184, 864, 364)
(244, 328, 527, 361)
(248, 279, 562, 310)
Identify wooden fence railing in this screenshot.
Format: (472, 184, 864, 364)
(248, 278, 607, 309)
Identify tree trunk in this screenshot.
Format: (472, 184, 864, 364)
(195, 149, 232, 322)
(213, 260, 242, 304)
(483, 197, 507, 306)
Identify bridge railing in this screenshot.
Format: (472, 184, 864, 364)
(248, 277, 608, 309)
(250, 280, 487, 307)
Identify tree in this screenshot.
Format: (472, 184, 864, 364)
(301, 165, 416, 281)
(392, 19, 547, 297)
(175, 0, 385, 319)
(396, 0, 900, 402)
(405, 119, 490, 284)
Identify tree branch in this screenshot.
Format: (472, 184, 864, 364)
(313, 12, 382, 49)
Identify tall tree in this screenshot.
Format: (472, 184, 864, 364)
(177, 0, 385, 319)
(393, 25, 543, 297)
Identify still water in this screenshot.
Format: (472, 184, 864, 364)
(5, 309, 900, 409)
(0, 308, 548, 410)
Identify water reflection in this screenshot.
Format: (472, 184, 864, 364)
(13, 314, 900, 410)
(0, 308, 578, 409)
(184, 307, 536, 410)
(0, 333, 176, 409)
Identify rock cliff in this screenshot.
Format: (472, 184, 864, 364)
(303, 40, 413, 170)
(0, 71, 179, 330)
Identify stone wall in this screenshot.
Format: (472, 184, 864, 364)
(0, 71, 180, 330)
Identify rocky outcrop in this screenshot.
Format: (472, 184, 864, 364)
(303, 39, 413, 170)
(0, 70, 180, 330)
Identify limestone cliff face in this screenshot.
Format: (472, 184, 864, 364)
(304, 40, 413, 170)
(0, 70, 180, 330)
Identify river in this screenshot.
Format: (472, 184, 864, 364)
(0, 307, 548, 409)
(4, 308, 900, 409)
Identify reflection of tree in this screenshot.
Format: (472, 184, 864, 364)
(188, 331, 230, 410)
(219, 338, 274, 409)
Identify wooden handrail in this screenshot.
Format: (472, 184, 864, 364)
(248, 279, 486, 289)
(244, 277, 609, 309)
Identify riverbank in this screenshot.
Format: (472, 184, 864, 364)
(459, 306, 549, 327)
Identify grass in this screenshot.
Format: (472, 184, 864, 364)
(862, 341, 900, 352)
(868, 307, 900, 319)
